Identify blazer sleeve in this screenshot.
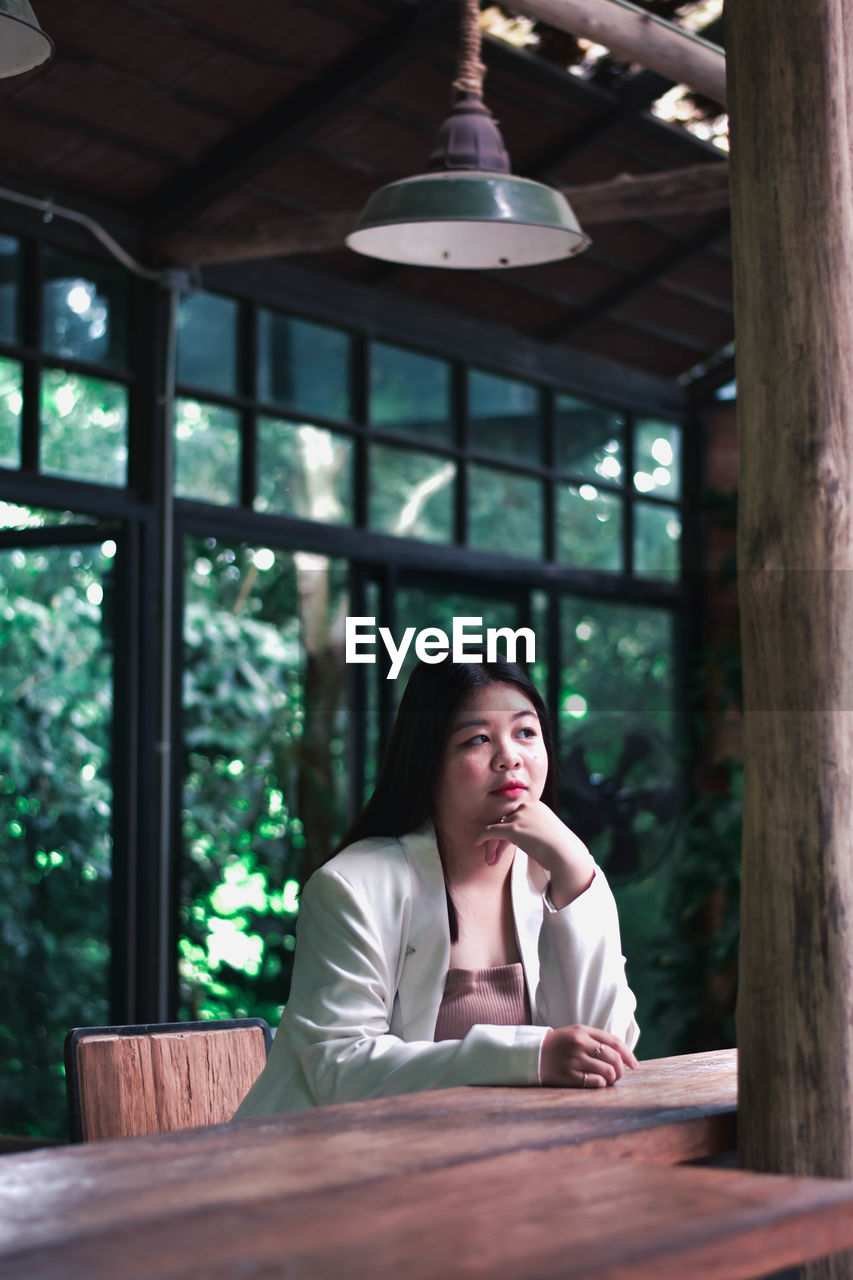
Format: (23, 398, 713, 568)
(534, 868, 640, 1049)
(282, 865, 545, 1107)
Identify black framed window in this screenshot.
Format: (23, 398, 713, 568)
(0, 226, 696, 1135)
(0, 240, 134, 492)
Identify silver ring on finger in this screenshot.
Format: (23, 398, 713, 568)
(592, 1044, 603, 1058)
(582, 1072, 588, 1088)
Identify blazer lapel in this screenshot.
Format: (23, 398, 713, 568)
(395, 825, 451, 1040)
(512, 850, 547, 1014)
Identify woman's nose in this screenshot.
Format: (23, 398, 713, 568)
(493, 738, 520, 768)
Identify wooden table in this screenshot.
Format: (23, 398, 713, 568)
(1, 1049, 851, 1279)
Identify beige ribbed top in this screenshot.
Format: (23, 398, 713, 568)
(433, 962, 531, 1042)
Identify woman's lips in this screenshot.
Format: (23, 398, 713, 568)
(492, 783, 526, 795)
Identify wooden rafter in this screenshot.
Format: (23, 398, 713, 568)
(152, 161, 730, 266)
(542, 209, 731, 341)
(146, 0, 452, 233)
(499, 0, 727, 106)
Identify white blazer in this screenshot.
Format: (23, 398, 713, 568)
(234, 825, 639, 1116)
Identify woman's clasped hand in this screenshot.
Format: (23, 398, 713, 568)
(540, 1024, 639, 1088)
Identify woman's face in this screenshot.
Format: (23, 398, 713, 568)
(432, 682, 549, 835)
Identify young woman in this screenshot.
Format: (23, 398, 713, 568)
(234, 658, 638, 1116)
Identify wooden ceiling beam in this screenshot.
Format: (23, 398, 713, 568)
(499, 0, 726, 106)
(542, 209, 731, 341)
(571, 160, 729, 221)
(151, 160, 730, 266)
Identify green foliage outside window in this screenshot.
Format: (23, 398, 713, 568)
(468, 465, 543, 559)
(559, 599, 681, 1059)
(0, 357, 21, 468)
(556, 484, 622, 569)
(634, 501, 682, 579)
(40, 371, 128, 486)
(179, 539, 350, 1026)
(42, 248, 128, 370)
(255, 417, 353, 523)
(174, 398, 241, 505)
(554, 394, 625, 480)
(180, 598, 303, 1026)
(370, 445, 456, 542)
(634, 419, 681, 500)
(0, 538, 114, 1139)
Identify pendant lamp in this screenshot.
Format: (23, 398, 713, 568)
(346, 0, 589, 269)
(0, 0, 53, 77)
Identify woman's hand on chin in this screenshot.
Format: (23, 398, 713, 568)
(475, 800, 595, 907)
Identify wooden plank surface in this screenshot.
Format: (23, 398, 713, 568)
(0, 1050, 736, 1259)
(2, 1150, 853, 1280)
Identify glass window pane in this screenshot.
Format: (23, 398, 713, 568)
(0, 504, 103, 531)
(469, 370, 543, 464)
(369, 342, 452, 445)
(0, 534, 115, 1138)
(634, 419, 681, 499)
(40, 371, 128, 485)
(42, 248, 128, 369)
(468, 464, 543, 559)
(556, 483, 623, 570)
(180, 539, 350, 1023)
(558, 597, 680, 1061)
(0, 357, 22, 468)
(634, 501, 682, 580)
(0, 235, 20, 342)
(255, 417, 353, 523)
(174, 398, 241, 505)
(177, 291, 239, 394)
(555, 393, 625, 482)
(257, 310, 350, 421)
(369, 445, 455, 543)
(559, 598, 675, 741)
(390, 583, 526, 691)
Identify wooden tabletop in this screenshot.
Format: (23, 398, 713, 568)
(5, 1047, 848, 1280)
(0, 1049, 737, 1250)
(3, 1140, 853, 1279)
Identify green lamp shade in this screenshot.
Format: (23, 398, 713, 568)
(0, 0, 53, 77)
(346, 171, 591, 269)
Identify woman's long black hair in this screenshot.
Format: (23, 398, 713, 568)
(333, 656, 559, 850)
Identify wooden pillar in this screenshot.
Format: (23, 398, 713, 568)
(728, 1, 853, 1273)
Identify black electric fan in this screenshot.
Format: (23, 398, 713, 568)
(560, 716, 683, 879)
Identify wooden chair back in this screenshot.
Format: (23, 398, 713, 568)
(64, 1019, 272, 1142)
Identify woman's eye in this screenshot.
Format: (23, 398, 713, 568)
(464, 734, 488, 746)
(518, 727, 537, 739)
